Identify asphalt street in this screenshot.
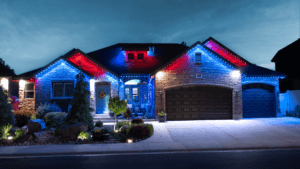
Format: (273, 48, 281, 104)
(1, 148, 300, 169)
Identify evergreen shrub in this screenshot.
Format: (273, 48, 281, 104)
(131, 118, 143, 124)
(35, 102, 62, 119)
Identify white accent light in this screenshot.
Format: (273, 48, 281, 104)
(7, 136, 13, 140)
(231, 70, 240, 78)
(156, 71, 164, 79)
(0, 78, 9, 90)
(127, 139, 133, 143)
(20, 80, 26, 90)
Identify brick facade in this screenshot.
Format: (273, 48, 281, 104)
(155, 45, 243, 119)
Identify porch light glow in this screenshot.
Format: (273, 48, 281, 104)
(0, 78, 8, 90)
(127, 139, 133, 143)
(20, 80, 26, 90)
(156, 71, 164, 79)
(231, 70, 241, 78)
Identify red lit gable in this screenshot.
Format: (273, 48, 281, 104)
(204, 40, 246, 67)
(68, 53, 106, 78)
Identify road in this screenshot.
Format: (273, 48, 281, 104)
(1, 148, 300, 169)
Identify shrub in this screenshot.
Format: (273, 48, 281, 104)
(36, 102, 62, 119)
(0, 86, 16, 127)
(131, 118, 144, 124)
(15, 114, 31, 128)
(44, 112, 68, 126)
(64, 73, 94, 131)
(122, 108, 132, 119)
(111, 132, 126, 142)
(127, 126, 146, 140)
(77, 131, 90, 140)
(14, 129, 24, 140)
(93, 129, 109, 134)
(0, 124, 12, 140)
(117, 121, 131, 128)
(144, 124, 154, 137)
(125, 123, 144, 134)
(95, 121, 103, 127)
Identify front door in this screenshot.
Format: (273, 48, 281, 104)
(96, 82, 111, 114)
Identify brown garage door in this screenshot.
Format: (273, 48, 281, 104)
(166, 85, 232, 121)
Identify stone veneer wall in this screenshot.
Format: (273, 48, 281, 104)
(155, 45, 243, 119)
(242, 77, 281, 117)
(35, 60, 91, 113)
(17, 80, 35, 115)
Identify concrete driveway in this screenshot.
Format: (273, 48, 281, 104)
(140, 116, 300, 150)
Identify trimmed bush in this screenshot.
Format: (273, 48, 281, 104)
(92, 129, 109, 134)
(122, 108, 132, 119)
(131, 118, 143, 124)
(14, 129, 24, 140)
(125, 123, 144, 134)
(117, 121, 131, 128)
(111, 132, 126, 142)
(127, 126, 146, 140)
(36, 102, 62, 119)
(0, 124, 12, 140)
(44, 112, 68, 125)
(77, 131, 90, 140)
(15, 114, 31, 128)
(144, 124, 154, 137)
(95, 121, 103, 127)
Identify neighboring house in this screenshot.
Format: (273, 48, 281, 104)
(271, 38, 300, 93)
(12, 37, 286, 120)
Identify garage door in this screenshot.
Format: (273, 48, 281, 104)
(166, 86, 232, 121)
(242, 83, 275, 118)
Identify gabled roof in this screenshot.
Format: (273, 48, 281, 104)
(151, 41, 240, 76)
(271, 38, 300, 62)
(203, 37, 251, 66)
(87, 43, 189, 75)
(239, 63, 287, 78)
(13, 49, 96, 80)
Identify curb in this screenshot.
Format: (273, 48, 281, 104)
(1, 146, 300, 158)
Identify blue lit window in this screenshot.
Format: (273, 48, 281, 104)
(195, 53, 201, 62)
(132, 87, 139, 102)
(125, 87, 130, 100)
(52, 82, 74, 98)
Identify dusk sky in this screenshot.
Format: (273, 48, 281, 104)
(1, 0, 299, 75)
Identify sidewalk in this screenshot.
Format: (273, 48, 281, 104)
(1, 117, 300, 157)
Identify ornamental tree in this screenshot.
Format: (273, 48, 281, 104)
(64, 73, 94, 131)
(0, 86, 16, 127)
(108, 97, 127, 131)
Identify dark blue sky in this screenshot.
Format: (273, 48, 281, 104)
(1, 0, 299, 75)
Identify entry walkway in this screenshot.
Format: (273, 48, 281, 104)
(1, 117, 300, 157)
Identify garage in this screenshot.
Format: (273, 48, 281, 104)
(165, 85, 233, 121)
(242, 83, 276, 118)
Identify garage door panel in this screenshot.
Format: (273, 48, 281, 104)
(242, 84, 275, 118)
(166, 86, 232, 121)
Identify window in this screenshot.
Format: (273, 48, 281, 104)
(195, 53, 201, 62)
(132, 87, 139, 102)
(24, 83, 34, 98)
(128, 53, 134, 60)
(125, 87, 130, 100)
(52, 82, 74, 98)
(137, 53, 144, 60)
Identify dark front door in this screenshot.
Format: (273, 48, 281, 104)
(96, 82, 111, 114)
(166, 85, 232, 121)
(242, 83, 276, 118)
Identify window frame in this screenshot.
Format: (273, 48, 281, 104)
(195, 53, 202, 62)
(51, 81, 75, 99)
(137, 53, 144, 60)
(127, 53, 135, 60)
(24, 83, 34, 99)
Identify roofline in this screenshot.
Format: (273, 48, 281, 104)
(202, 37, 251, 65)
(150, 41, 239, 76)
(70, 49, 120, 78)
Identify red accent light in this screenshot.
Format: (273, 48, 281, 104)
(11, 80, 19, 82)
(68, 53, 107, 78)
(28, 77, 35, 82)
(125, 51, 160, 72)
(205, 40, 246, 67)
(163, 54, 189, 74)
